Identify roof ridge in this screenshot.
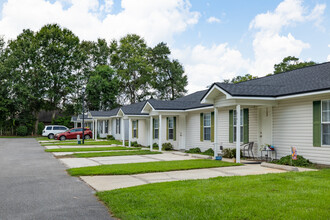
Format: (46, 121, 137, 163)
(229, 61, 330, 85)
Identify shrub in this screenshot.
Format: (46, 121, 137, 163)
(162, 142, 173, 151)
(125, 141, 128, 146)
(131, 141, 138, 147)
(153, 143, 159, 149)
(202, 148, 214, 156)
(107, 135, 115, 140)
(222, 148, 243, 158)
(272, 155, 313, 167)
(37, 122, 45, 135)
(185, 148, 201, 154)
(17, 126, 28, 136)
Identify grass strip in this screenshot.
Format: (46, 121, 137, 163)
(45, 147, 140, 152)
(67, 159, 240, 176)
(72, 150, 161, 158)
(96, 169, 329, 220)
(41, 140, 122, 146)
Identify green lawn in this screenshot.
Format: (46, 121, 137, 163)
(41, 140, 121, 146)
(67, 159, 240, 176)
(72, 150, 161, 158)
(45, 147, 140, 152)
(97, 169, 329, 220)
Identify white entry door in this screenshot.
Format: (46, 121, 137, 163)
(258, 107, 272, 147)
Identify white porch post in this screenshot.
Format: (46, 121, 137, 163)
(158, 114, 162, 151)
(183, 115, 186, 150)
(74, 122, 77, 128)
(95, 119, 98, 141)
(214, 107, 218, 158)
(236, 105, 241, 163)
(149, 117, 153, 151)
(121, 118, 125, 146)
(128, 118, 132, 147)
(108, 119, 111, 134)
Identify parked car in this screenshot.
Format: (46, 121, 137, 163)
(42, 125, 69, 139)
(54, 127, 93, 141)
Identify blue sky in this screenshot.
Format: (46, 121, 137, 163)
(0, 0, 329, 92)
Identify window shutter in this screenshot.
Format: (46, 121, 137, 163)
(153, 118, 155, 139)
(229, 110, 233, 143)
(313, 101, 321, 147)
(243, 109, 249, 144)
(200, 113, 204, 142)
(166, 117, 169, 140)
(211, 112, 214, 142)
(173, 117, 176, 141)
(136, 120, 139, 139)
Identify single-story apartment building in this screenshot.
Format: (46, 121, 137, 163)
(76, 62, 330, 165)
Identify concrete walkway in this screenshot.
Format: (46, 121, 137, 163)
(0, 138, 112, 220)
(80, 164, 315, 191)
(44, 144, 120, 149)
(59, 152, 197, 168)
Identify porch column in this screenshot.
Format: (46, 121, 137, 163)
(121, 118, 125, 146)
(214, 107, 218, 158)
(95, 119, 98, 141)
(149, 117, 153, 151)
(74, 122, 77, 128)
(158, 114, 162, 151)
(236, 105, 241, 163)
(108, 119, 111, 134)
(182, 115, 186, 150)
(128, 118, 132, 147)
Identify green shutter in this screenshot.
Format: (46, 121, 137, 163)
(166, 117, 169, 140)
(229, 110, 233, 143)
(136, 120, 138, 139)
(243, 109, 249, 144)
(173, 117, 176, 141)
(313, 101, 321, 147)
(211, 112, 214, 142)
(153, 118, 155, 139)
(200, 113, 204, 142)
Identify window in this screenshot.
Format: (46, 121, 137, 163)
(233, 109, 243, 142)
(99, 121, 103, 134)
(133, 121, 137, 138)
(76, 128, 83, 132)
(154, 119, 159, 139)
(168, 117, 174, 140)
(116, 118, 120, 134)
(105, 121, 108, 134)
(322, 100, 330, 145)
(203, 113, 211, 141)
(46, 126, 52, 130)
(59, 127, 67, 130)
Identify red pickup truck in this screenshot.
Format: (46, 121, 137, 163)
(54, 127, 93, 141)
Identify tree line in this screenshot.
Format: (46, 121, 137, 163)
(0, 24, 188, 136)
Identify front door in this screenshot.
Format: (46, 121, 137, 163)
(258, 107, 272, 147)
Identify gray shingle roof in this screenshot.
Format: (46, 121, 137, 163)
(148, 90, 212, 110)
(121, 101, 149, 115)
(89, 108, 120, 117)
(71, 116, 78, 122)
(213, 62, 330, 98)
(77, 114, 93, 120)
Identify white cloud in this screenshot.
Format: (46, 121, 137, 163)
(207, 16, 220, 23)
(249, 0, 325, 76)
(0, 0, 200, 45)
(173, 44, 250, 92)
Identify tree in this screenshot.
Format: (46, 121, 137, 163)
(36, 24, 82, 120)
(86, 65, 120, 110)
(273, 56, 317, 74)
(150, 42, 187, 100)
(223, 74, 258, 84)
(110, 34, 153, 104)
(3, 29, 45, 135)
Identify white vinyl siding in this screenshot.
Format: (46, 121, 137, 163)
(273, 94, 330, 165)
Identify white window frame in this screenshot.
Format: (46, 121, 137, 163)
(154, 119, 159, 139)
(168, 117, 174, 140)
(133, 121, 137, 138)
(203, 113, 211, 141)
(233, 109, 243, 143)
(321, 100, 330, 146)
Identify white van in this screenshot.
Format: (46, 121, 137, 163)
(42, 125, 69, 139)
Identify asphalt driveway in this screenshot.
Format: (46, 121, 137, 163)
(0, 138, 112, 220)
